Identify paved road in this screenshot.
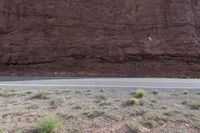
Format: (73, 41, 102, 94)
(0, 76, 200, 89)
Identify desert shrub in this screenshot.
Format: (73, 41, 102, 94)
(31, 92, 50, 100)
(86, 110, 105, 119)
(136, 108, 149, 116)
(126, 98, 139, 106)
(135, 89, 146, 98)
(182, 100, 200, 110)
(37, 116, 59, 133)
(50, 98, 65, 109)
(144, 114, 167, 128)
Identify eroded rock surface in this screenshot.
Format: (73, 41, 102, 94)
(0, 0, 200, 77)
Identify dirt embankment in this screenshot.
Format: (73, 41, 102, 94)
(0, 0, 200, 77)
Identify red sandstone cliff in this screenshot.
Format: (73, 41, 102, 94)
(0, 0, 200, 77)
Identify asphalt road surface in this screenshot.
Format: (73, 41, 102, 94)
(0, 76, 200, 89)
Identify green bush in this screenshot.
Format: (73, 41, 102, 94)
(38, 116, 59, 133)
(135, 89, 146, 98)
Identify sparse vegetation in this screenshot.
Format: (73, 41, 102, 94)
(61, 89, 71, 93)
(126, 98, 139, 106)
(54, 89, 62, 94)
(13, 127, 25, 133)
(135, 89, 146, 98)
(31, 92, 50, 100)
(8, 89, 16, 92)
(72, 105, 83, 110)
(99, 101, 112, 106)
(84, 90, 92, 95)
(86, 110, 105, 119)
(26, 104, 39, 110)
(163, 110, 180, 116)
(127, 122, 141, 133)
(95, 94, 108, 103)
(26, 91, 32, 94)
(144, 114, 167, 128)
(177, 118, 189, 123)
(0, 87, 199, 132)
(50, 98, 65, 109)
(135, 108, 149, 116)
(84, 90, 91, 93)
(37, 116, 59, 133)
(182, 100, 200, 110)
(144, 119, 157, 128)
(75, 90, 82, 94)
(0, 91, 16, 97)
(65, 96, 72, 100)
(70, 124, 83, 133)
(151, 99, 157, 103)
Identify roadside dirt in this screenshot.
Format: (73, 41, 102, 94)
(0, 87, 200, 133)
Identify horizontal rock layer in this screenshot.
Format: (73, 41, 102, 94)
(0, 0, 200, 77)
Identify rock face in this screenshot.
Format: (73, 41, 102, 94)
(0, 0, 200, 77)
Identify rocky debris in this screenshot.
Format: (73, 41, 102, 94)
(0, 0, 200, 77)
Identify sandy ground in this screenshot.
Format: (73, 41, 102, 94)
(0, 87, 200, 133)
